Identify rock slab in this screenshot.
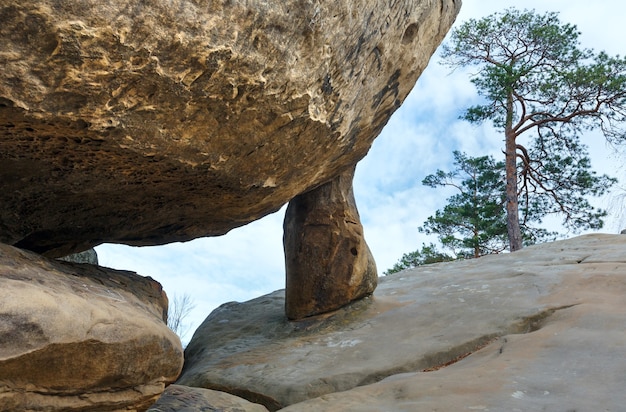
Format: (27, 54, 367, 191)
(178, 234, 626, 411)
(0, 243, 184, 411)
(0, 0, 461, 257)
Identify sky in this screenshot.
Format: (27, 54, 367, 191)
(96, 0, 626, 344)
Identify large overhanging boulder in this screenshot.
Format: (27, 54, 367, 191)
(0, 0, 460, 257)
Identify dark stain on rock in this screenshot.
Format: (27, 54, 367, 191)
(372, 69, 401, 110)
(322, 74, 333, 95)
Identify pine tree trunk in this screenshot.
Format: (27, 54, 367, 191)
(504, 92, 523, 251)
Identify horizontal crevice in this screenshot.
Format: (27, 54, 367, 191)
(419, 304, 580, 373)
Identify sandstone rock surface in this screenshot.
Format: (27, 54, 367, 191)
(147, 385, 269, 412)
(178, 234, 626, 411)
(283, 166, 377, 319)
(0, 0, 461, 257)
(0, 243, 184, 411)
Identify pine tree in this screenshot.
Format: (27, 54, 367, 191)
(441, 8, 625, 250)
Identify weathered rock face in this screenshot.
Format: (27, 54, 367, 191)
(0, 243, 184, 411)
(0, 0, 461, 257)
(147, 385, 269, 412)
(178, 234, 626, 411)
(283, 166, 377, 319)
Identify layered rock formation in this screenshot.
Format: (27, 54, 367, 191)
(283, 166, 377, 319)
(0, 0, 461, 257)
(0, 243, 183, 411)
(176, 234, 626, 411)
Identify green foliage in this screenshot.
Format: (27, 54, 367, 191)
(420, 147, 616, 249)
(384, 243, 453, 275)
(384, 145, 615, 274)
(519, 134, 617, 232)
(440, 8, 625, 250)
(418, 151, 567, 257)
(419, 151, 509, 258)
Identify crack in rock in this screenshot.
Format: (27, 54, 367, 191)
(418, 304, 579, 373)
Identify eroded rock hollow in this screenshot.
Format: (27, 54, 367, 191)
(0, 0, 461, 257)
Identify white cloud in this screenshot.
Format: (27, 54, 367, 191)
(97, 0, 626, 341)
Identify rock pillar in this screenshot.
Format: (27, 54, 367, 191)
(283, 166, 377, 320)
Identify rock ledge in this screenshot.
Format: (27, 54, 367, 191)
(178, 234, 626, 411)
